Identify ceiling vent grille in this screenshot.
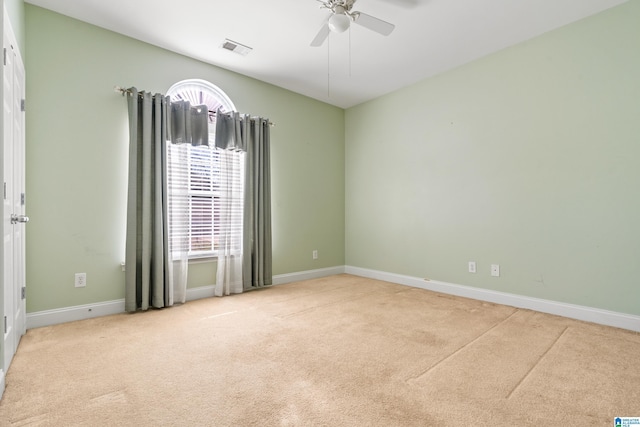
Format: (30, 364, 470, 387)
(221, 39, 252, 56)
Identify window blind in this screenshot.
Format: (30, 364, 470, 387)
(167, 142, 244, 258)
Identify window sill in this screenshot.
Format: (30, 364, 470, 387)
(181, 251, 241, 263)
(188, 256, 216, 264)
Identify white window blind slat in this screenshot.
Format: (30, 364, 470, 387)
(167, 142, 244, 257)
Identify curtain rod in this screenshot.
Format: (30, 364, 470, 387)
(114, 86, 275, 127)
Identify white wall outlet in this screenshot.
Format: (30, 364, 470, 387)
(312, 250, 318, 260)
(468, 261, 476, 273)
(75, 272, 87, 288)
(491, 264, 500, 277)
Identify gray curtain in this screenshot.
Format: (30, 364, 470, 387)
(125, 89, 172, 312)
(124, 88, 209, 312)
(171, 101, 209, 146)
(215, 111, 272, 291)
(243, 117, 272, 290)
(214, 110, 247, 151)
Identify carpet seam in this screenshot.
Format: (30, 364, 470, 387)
(405, 308, 520, 383)
(9, 413, 49, 426)
(505, 326, 570, 399)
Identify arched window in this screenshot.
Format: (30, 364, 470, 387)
(167, 79, 236, 114)
(166, 79, 243, 258)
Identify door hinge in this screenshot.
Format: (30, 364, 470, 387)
(21, 99, 25, 112)
(3, 182, 6, 200)
(3, 48, 6, 66)
(3, 316, 6, 334)
(21, 192, 25, 205)
(21, 287, 26, 300)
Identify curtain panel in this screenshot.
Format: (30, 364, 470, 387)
(215, 111, 272, 293)
(171, 101, 209, 147)
(124, 88, 208, 312)
(243, 117, 272, 290)
(124, 89, 174, 312)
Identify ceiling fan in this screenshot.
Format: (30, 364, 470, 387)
(310, 0, 395, 47)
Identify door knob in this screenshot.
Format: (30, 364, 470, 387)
(11, 214, 29, 224)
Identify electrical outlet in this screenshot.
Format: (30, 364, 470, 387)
(468, 261, 476, 273)
(491, 264, 500, 277)
(312, 250, 318, 260)
(75, 273, 87, 288)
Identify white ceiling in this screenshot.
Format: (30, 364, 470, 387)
(25, 0, 626, 108)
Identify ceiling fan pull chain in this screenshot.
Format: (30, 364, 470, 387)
(349, 26, 352, 78)
(327, 33, 331, 98)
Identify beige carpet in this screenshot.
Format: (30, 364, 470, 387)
(1, 274, 638, 426)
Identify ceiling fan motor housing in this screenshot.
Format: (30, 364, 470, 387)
(328, 6, 352, 33)
(311, 0, 395, 46)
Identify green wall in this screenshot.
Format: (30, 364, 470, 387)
(25, 5, 345, 312)
(345, 2, 640, 315)
(23, 1, 640, 318)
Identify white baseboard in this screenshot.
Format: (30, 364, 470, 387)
(26, 299, 126, 330)
(185, 266, 347, 299)
(345, 266, 640, 332)
(272, 266, 346, 285)
(186, 285, 215, 301)
(30, 265, 633, 333)
(26, 266, 347, 329)
(25, 291, 216, 329)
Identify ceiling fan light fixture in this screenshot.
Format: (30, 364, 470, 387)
(328, 13, 351, 33)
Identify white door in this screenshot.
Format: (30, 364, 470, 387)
(3, 13, 26, 374)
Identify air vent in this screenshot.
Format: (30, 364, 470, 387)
(221, 39, 252, 56)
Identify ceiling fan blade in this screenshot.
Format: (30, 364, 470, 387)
(310, 23, 331, 47)
(353, 12, 395, 36)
